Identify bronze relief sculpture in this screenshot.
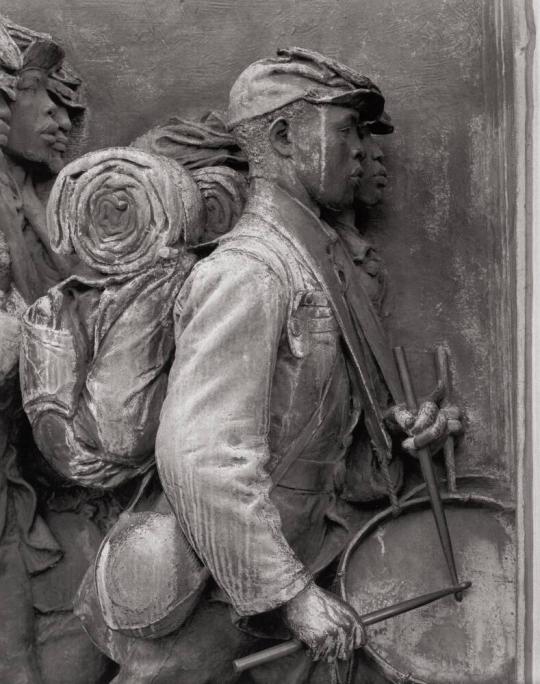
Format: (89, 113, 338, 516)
(0, 19, 111, 684)
(0, 24, 60, 683)
(22, 147, 203, 489)
(0, 6, 519, 682)
(4, 21, 85, 304)
(69, 48, 461, 684)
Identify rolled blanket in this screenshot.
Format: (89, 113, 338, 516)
(47, 148, 204, 276)
(131, 111, 248, 171)
(192, 166, 247, 242)
(22, 148, 203, 488)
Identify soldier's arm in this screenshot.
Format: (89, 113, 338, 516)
(156, 250, 312, 616)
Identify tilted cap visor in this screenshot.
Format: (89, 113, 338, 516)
(368, 110, 394, 135)
(47, 67, 86, 111)
(228, 46, 385, 127)
(5, 22, 86, 112)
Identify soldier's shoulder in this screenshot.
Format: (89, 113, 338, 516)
(206, 214, 293, 287)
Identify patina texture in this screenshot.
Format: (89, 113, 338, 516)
(0, 2, 522, 683)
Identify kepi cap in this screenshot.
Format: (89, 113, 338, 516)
(0, 20, 21, 102)
(6, 20, 86, 112)
(228, 46, 385, 128)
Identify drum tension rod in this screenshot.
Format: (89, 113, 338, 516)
(393, 346, 465, 601)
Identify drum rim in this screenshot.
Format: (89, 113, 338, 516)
(337, 484, 515, 684)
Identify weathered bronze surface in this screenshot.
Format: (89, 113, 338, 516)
(233, 581, 472, 673)
(339, 487, 515, 683)
(0, 5, 520, 683)
(0, 20, 110, 684)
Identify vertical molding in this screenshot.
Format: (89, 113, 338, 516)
(483, 0, 520, 486)
(494, 0, 516, 483)
(516, 0, 535, 682)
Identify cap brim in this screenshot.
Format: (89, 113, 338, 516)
(47, 87, 86, 111)
(368, 120, 394, 134)
(52, 97, 86, 112)
(368, 110, 394, 134)
(311, 88, 384, 122)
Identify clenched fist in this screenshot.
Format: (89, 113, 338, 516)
(384, 383, 463, 456)
(283, 582, 366, 662)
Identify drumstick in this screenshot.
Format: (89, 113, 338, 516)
(393, 346, 462, 602)
(233, 581, 472, 672)
(435, 346, 457, 493)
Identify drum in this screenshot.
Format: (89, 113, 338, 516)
(338, 484, 515, 684)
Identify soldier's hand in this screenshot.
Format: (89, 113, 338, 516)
(384, 384, 463, 456)
(283, 582, 366, 662)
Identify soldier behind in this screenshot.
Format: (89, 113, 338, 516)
(0, 21, 114, 684)
(0, 22, 66, 683)
(324, 112, 393, 317)
(2, 21, 85, 303)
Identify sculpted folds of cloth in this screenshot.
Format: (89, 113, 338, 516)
(70, 47, 462, 684)
(22, 147, 204, 489)
(3, 19, 86, 304)
(0, 12, 474, 679)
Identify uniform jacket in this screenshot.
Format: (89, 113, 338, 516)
(156, 179, 403, 618)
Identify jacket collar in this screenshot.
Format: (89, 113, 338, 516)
(243, 178, 339, 248)
(236, 177, 403, 406)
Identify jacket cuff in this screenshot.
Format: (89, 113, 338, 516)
(232, 568, 312, 617)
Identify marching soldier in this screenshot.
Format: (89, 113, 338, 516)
(77, 47, 461, 683)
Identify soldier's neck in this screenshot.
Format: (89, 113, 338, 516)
(332, 207, 355, 229)
(252, 172, 321, 217)
(3, 154, 28, 189)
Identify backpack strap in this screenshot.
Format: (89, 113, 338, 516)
(218, 224, 338, 491)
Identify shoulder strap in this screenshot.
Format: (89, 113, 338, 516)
(245, 210, 395, 468)
(219, 225, 326, 490)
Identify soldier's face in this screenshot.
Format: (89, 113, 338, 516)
(0, 91, 11, 148)
(291, 104, 365, 211)
(6, 68, 72, 173)
(354, 127, 387, 207)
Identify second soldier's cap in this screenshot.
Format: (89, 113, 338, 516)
(228, 46, 385, 128)
(6, 20, 86, 111)
(0, 21, 21, 102)
(369, 110, 394, 135)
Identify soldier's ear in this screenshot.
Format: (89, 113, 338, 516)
(268, 117, 293, 157)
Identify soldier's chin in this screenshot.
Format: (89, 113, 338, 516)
(46, 151, 67, 174)
(354, 186, 384, 208)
